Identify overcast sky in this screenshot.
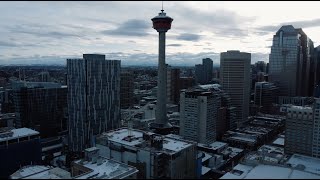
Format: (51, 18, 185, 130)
(0, 1, 320, 66)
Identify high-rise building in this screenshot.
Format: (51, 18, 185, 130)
(120, 71, 134, 109)
(313, 98, 320, 158)
(269, 25, 314, 97)
(195, 58, 213, 85)
(203, 58, 213, 83)
(220, 50, 251, 127)
(314, 46, 320, 93)
(285, 106, 313, 156)
(254, 82, 279, 114)
(166, 67, 180, 104)
(180, 87, 220, 144)
(67, 54, 120, 153)
(12, 81, 67, 138)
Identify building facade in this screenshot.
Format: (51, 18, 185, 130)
(12, 82, 67, 138)
(313, 98, 320, 158)
(120, 71, 134, 109)
(180, 88, 220, 144)
(254, 82, 279, 114)
(285, 106, 313, 156)
(220, 50, 251, 127)
(67, 54, 120, 152)
(269, 25, 314, 97)
(195, 58, 213, 85)
(0, 128, 41, 179)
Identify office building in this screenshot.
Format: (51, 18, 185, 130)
(285, 106, 313, 156)
(254, 82, 279, 114)
(167, 66, 180, 104)
(179, 87, 220, 144)
(67, 54, 120, 153)
(220, 50, 251, 127)
(314, 46, 320, 93)
(121, 71, 134, 109)
(95, 128, 197, 179)
(269, 25, 314, 97)
(12, 81, 67, 138)
(313, 98, 320, 158)
(0, 127, 41, 178)
(195, 58, 213, 85)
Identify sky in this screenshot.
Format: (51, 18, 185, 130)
(0, 1, 320, 66)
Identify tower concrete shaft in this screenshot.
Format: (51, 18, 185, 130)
(155, 31, 169, 127)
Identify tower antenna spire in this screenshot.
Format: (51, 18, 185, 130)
(161, 1, 164, 12)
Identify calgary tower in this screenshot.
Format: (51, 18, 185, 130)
(149, 7, 174, 134)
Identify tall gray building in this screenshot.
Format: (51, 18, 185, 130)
(220, 50, 251, 127)
(314, 46, 320, 90)
(180, 87, 220, 144)
(254, 82, 279, 114)
(67, 54, 120, 152)
(313, 98, 320, 158)
(269, 25, 314, 97)
(195, 58, 213, 85)
(285, 106, 313, 156)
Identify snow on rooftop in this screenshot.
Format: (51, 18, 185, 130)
(287, 154, 320, 175)
(272, 137, 285, 146)
(105, 128, 193, 153)
(221, 163, 320, 179)
(74, 158, 137, 179)
(209, 141, 227, 150)
(202, 166, 211, 175)
(10, 166, 70, 179)
(220, 164, 253, 179)
(0, 128, 39, 142)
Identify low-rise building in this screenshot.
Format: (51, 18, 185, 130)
(95, 128, 197, 179)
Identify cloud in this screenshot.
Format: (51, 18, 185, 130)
(101, 19, 150, 37)
(10, 24, 81, 39)
(176, 33, 201, 41)
(255, 18, 320, 35)
(0, 40, 37, 47)
(167, 44, 183, 47)
(0, 41, 18, 47)
(173, 5, 255, 38)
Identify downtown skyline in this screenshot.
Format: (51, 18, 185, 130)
(1, 1, 320, 66)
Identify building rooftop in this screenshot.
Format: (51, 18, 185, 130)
(10, 165, 71, 179)
(0, 127, 39, 143)
(100, 128, 193, 154)
(221, 163, 320, 179)
(272, 137, 285, 146)
(73, 157, 138, 179)
(287, 154, 320, 175)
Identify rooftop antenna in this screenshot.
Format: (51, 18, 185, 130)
(161, 1, 164, 13)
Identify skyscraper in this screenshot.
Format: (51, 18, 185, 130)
(314, 46, 320, 92)
(67, 54, 120, 153)
(195, 58, 213, 85)
(12, 81, 67, 138)
(285, 106, 313, 156)
(120, 71, 134, 109)
(269, 25, 314, 97)
(313, 98, 320, 158)
(220, 50, 251, 127)
(180, 87, 220, 144)
(254, 82, 279, 114)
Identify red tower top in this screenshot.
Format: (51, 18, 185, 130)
(151, 9, 173, 32)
